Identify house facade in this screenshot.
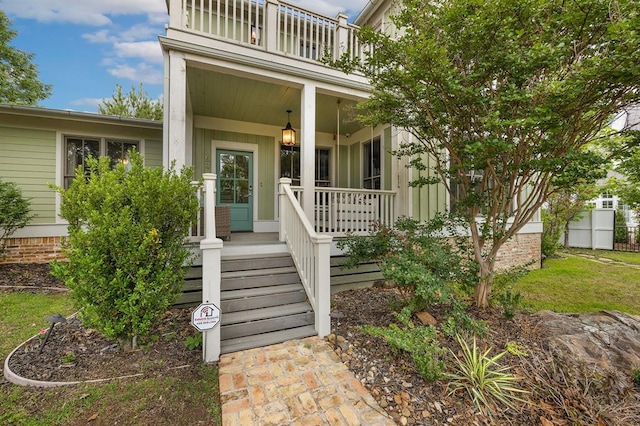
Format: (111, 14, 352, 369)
(159, 0, 541, 256)
(1, 0, 542, 359)
(0, 104, 163, 264)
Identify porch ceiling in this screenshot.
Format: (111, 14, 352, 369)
(187, 67, 365, 135)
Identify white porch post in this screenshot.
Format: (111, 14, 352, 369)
(165, 50, 187, 169)
(265, 0, 278, 53)
(168, 0, 183, 28)
(314, 235, 332, 337)
(278, 178, 291, 242)
(301, 84, 316, 221)
(200, 174, 223, 362)
(335, 13, 349, 60)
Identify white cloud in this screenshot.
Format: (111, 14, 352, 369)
(108, 63, 163, 85)
(114, 41, 163, 64)
(70, 97, 106, 109)
(83, 30, 117, 44)
(2, 0, 166, 25)
(290, 0, 369, 19)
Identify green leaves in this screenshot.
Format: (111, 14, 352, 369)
(98, 83, 163, 120)
(0, 10, 51, 105)
(332, 0, 640, 306)
(446, 334, 528, 416)
(51, 151, 199, 345)
(0, 179, 33, 257)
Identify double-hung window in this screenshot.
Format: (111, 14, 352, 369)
(64, 136, 139, 188)
(280, 145, 331, 187)
(363, 136, 381, 189)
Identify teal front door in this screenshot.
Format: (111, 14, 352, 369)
(217, 150, 253, 232)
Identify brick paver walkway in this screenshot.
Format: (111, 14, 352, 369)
(219, 336, 396, 425)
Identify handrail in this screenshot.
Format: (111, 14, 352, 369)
(279, 178, 331, 337)
(175, 0, 371, 66)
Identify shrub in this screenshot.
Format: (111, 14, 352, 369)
(494, 288, 524, 320)
(446, 334, 528, 417)
(0, 179, 33, 257)
(51, 151, 199, 348)
(614, 208, 629, 243)
(362, 315, 445, 382)
(338, 215, 479, 313)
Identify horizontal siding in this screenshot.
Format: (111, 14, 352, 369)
(0, 126, 56, 223)
(144, 138, 163, 168)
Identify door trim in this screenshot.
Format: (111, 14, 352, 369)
(212, 141, 259, 231)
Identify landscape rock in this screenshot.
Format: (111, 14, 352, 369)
(536, 310, 640, 373)
(415, 312, 438, 326)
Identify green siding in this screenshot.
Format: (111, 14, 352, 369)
(144, 139, 163, 168)
(383, 127, 392, 191)
(411, 153, 447, 221)
(337, 145, 349, 187)
(349, 143, 360, 188)
(0, 126, 56, 223)
(194, 128, 275, 221)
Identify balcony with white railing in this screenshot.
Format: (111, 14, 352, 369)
(169, 0, 372, 66)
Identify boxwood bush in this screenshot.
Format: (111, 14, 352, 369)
(52, 151, 199, 348)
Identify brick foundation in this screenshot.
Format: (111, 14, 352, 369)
(0, 237, 66, 264)
(494, 233, 541, 271)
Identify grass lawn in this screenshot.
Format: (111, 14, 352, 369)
(515, 252, 640, 314)
(564, 248, 640, 266)
(0, 291, 221, 425)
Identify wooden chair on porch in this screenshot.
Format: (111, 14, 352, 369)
(215, 205, 231, 241)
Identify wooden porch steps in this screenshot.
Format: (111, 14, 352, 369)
(176, 252, 316, 354)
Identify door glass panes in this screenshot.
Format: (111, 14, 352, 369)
(220, 180, 235, 203)
(218, 152, 251, 204)
(219, 154, 235, 178)
(236, 155, 249, 180)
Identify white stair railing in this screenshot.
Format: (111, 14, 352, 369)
(279, 178, 331, 337)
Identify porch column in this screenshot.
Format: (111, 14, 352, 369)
(265, 0, 278, 52)
(165, 50, 187, 169)
(335, 13, 349, 60)
(201, 174, 223, 362)
(301, 83, 316, 221)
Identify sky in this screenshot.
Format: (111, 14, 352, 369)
(2, 0, 370, 113)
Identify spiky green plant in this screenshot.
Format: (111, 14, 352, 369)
(446, 334, 528, 417)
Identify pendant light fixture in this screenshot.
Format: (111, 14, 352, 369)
(282, 109, 296, 146)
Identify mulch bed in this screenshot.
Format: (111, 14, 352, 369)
(3, 263, 639, 425)
(2, 263, 203, 385)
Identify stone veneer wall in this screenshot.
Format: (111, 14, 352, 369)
(0, 237, 65, 264)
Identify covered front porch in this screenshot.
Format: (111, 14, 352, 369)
(161, 0, 403, 361)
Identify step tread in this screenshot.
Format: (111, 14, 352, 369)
(221, 325, 317, 354)
(221, 302, 312, 325)
(221, 284, 304, 300)
(222, 266, 298, 279)
(221, 252, 292, 261)
(221, 312, 314, 340)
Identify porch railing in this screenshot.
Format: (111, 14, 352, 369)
(279, 178, 331, 337)
(293, 186, 396, 236)
(174, 0, 372, 65)
(189, 181, 205, 242)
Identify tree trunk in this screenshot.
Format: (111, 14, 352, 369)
(474, 258, 494, 308)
